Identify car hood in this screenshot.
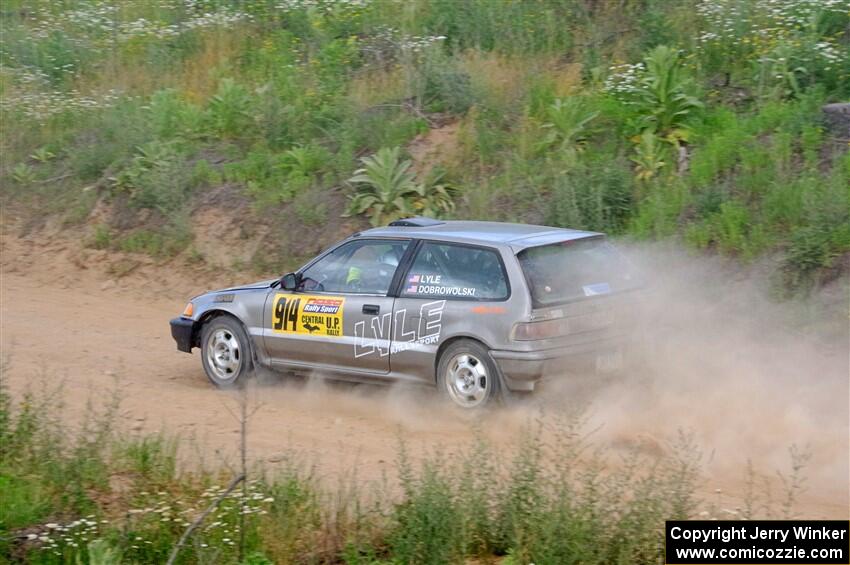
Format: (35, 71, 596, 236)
(208, 278, 277, 295)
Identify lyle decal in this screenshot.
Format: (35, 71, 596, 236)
(354, 300, 446, 357)
(271, 294, 344, 337)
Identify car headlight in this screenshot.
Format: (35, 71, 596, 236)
(182, 302, 194, 317)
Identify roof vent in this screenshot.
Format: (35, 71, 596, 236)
(388, 217, 445, 227)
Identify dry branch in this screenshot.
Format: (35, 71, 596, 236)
(165, 472, 246, 565)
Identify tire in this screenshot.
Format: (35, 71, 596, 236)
(436, 339, 501, 409)
(200, 315, 253, 388)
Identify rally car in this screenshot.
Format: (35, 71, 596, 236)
(170, 218, 637, 409)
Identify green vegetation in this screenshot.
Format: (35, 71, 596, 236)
(0, 378, 810, 564)
(1, 0, 847, 289)
(346, 147, 457, 226)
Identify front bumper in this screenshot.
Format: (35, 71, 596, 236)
(490, 336, 628, 391)
(170, 317, 196, 353)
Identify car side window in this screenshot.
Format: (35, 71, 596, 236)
(401, 242, 508, 300)
(300, 239, 409, 295)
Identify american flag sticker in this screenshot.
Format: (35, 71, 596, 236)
(408, 274, 421, 283)
(406, 285, 418, 293)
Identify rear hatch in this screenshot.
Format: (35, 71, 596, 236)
(514, 236, 640, 345)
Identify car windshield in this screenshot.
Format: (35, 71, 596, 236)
(517, 237, 635, 306)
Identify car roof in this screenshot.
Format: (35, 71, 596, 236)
(356, 220, 601, 250)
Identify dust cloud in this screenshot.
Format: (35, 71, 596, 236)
(269, 243, 849, 515)
(526, 243, 849, 515)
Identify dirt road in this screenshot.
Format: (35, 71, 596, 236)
(1, 235, 847, 517)
(0, 237, 461, 483)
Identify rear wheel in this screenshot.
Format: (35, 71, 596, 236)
(437, 340, 501, 409)
(200, 316, 252, 388)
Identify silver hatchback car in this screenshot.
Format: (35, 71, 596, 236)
(170, 218, 637, 408)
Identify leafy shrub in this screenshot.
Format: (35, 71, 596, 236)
(111, 140, 192, 213)
(207, 79, 254, 139)
(780, 162, 850, 290)
(346, 147, 458, 226)
(606, 45, 703, 183)
(757, 14, 847, 99)
(66, 99, 153, 183)
(146, 89, 204, 140)
(783, 226, 845, 288)
(422, 48, 475, 114)
(12, 163, 37, 185)
(538, 97, 599, 158)
(224, 144, 329, 205)
(633, 45, 703, 143)
(30, 147, 56, 163)
(280, 144, 329, 178)
(630, 130, 667, 182)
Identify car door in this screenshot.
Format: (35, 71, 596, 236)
(263, 238, 410, 374)
(390, 241, 511, 384)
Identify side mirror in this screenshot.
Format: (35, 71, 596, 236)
(280, 272, 300, 291)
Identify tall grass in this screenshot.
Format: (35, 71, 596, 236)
(0, 377, 812, 564)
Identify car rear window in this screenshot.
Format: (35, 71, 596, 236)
(401, 242, 508, 300)
(518, 237, 634, 306)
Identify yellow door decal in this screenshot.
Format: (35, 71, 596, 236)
(271, 294, 345, 337)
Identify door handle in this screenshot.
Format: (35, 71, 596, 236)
(362, 304, 380, 315)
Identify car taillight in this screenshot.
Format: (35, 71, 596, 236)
(513, 319, 565, 340)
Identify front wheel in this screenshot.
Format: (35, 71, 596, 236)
(437, 340, 501, 409)
(200, 316, 253, 388)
